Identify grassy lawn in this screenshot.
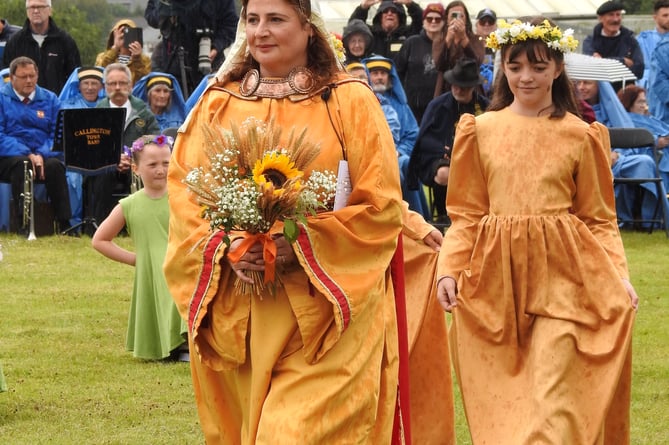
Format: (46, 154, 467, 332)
(0, 231, 667, 443)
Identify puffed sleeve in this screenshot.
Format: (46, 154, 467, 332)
(572, 122, 629, 278)
(437, 113, 488, 278)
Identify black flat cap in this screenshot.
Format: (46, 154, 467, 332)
(597, 1, 625, 15)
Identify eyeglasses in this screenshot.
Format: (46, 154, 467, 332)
(26, 5, 50, 11)
(479, 19, 496, 26)
(107, 81, 130, 88)
(13, 74, 38, 80)
(425, 16, 443, 23)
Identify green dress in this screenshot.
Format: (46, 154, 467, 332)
(120, 191, 187, 359)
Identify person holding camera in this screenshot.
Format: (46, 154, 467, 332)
(144, 0, 238, 97)
(432, 1, 484, 96)
(96, 19, 151, 87)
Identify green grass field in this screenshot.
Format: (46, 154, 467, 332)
(0, 231, 667, 444)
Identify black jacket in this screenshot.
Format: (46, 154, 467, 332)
(408, 92, 489, 188)
(0, 19, 21, 69)
(342, 18, 374, 64)
(2, 18, 80, 94)
(349, 1, 423, 58)
(395, 30, 438, 123)
(583, 24, 644, 80)
(145, 0, 238, 93)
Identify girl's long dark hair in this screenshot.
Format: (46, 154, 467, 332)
(488, 17, 579, 118)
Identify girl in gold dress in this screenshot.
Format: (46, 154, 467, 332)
(437, 17, 639, 444)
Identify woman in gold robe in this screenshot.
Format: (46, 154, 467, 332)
(163, 0, 405, 443)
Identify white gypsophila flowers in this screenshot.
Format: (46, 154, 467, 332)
(305, 170, 337, 203)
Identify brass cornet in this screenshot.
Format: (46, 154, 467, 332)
(21, 160, 37, 241)
(130, 172, 143, 194)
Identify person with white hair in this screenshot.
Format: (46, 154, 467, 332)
(132, 72, 186, 132)
(2, 0, 80, 94)
(90, 63, 160, 224)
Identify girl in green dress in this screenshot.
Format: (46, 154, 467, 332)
(92, 135, 187, 360)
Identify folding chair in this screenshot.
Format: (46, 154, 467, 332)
(163, 127, 179, 140)
(609, 127, 669, 237)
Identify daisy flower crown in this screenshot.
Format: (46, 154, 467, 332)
(123, 134, 174, 157)
(486, 19, 578, 53)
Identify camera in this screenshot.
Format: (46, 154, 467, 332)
(196, 28, 213, 75)
(450, 11, 462, 20)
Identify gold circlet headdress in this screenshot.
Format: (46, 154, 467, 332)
(485, 19, 579, 53)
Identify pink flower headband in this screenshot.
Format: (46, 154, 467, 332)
(123, 134, 174, 157)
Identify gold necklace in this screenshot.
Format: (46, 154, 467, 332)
(239, 67, 315, 99)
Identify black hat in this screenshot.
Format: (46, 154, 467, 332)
(596, 1, 625, 15)
(377, 1, 402, 15)
(476, 8, 497, 21)
(444, 58, 484, 88)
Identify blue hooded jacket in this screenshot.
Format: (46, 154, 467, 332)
(185, 73, 214, 115)
(58, 66, 105, 109)
(362, 55, 428, 219)
(132, 72, 187, 132)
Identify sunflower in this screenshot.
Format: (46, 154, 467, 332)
(252, 152, 302, 190)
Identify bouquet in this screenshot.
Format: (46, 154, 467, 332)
(184, 117, 337, 296)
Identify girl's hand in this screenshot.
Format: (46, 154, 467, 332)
(622, 279, 639, 310)
(436, 276, 458, 312)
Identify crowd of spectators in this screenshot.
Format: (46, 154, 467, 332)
(2, 0, 669, 235)
(0, 0, 232, 235)
(0, 1, 664, 443)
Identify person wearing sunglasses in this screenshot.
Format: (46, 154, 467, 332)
(2, 0, 80, 95)
(432, 1, 484, 97)
(474, 8, 497, 97)
(475, 8, 497, 39)
(395, 3, 446, 124)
